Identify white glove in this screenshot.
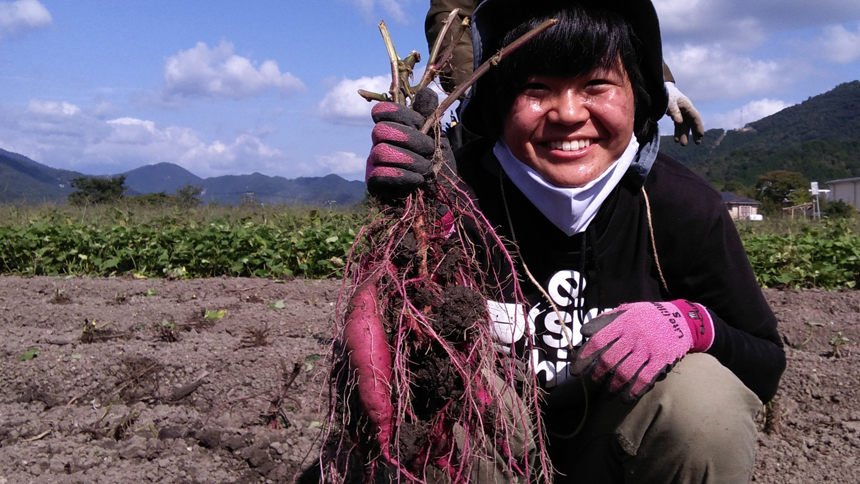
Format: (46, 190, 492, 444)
(665, 82, 704, 146)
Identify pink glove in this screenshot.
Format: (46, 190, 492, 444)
(366, 88, 452, 198)
(570, 300, 715, 402)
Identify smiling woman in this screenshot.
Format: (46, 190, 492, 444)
(501, 69, 635, 188)
(358, 0, 786, 483)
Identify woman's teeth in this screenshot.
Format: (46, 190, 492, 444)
(549, 139, 592, 151)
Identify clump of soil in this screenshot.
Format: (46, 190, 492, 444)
(436, 285, 485, 341)
(410, 342, 465, 417)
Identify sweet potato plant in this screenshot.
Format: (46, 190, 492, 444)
(320, 12, 557, 484)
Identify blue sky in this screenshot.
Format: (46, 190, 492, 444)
(1, 0, 859, 181)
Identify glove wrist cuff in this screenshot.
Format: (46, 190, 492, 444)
(672, 300, 714, 352)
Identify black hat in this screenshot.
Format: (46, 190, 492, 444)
(460, 0, 669, 137)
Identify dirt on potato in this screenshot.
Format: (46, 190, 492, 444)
(0, 276, 858, 483)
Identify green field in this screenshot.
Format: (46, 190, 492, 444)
(0, 203, 365, 280)
(2, 203, 859, 289)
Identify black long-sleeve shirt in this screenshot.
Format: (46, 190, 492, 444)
(454, 139, 785, 403)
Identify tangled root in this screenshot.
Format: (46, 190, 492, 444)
(319, 176, 550, 484)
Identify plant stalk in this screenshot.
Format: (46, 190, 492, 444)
(421, 18, 558, 134)
(378, 21, 404, 104)
(418, 9, 464, 90)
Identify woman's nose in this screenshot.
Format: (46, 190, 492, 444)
(547, 90, 588, 125)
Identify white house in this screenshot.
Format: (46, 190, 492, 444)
(721, 192, 761, 220)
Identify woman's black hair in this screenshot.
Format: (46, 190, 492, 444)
(461, 0, 667, 144)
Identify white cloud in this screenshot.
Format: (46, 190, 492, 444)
(654, 0, 765, 48)
(664, 45, 792, 102)
(316, 151, 366, 180)
(1, 99, 107, 160)
(84, 117, 287, 177)
(318, 71, 456, 127)
(27, 99, 80, 116)
(709, 98, 792, 130)
(347, 0, 408, 23)
(654, 0, 860, 45)
(91, 100, 121, 119)
(818, 23, 860, 64)
(19, 99, 109, 139)
(162, 41, 305, 101)
(740, 1, 860, 30)
(0, 0, 50, 40)
(319, 75, 390, 125)
(0, 99, 296, 178)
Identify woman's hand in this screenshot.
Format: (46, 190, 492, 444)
(665, 82, 705, 146)
(570, 299, 714, 402)
(366, 88, 452, 198)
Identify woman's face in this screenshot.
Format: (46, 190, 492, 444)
(502, 64, 635, 188)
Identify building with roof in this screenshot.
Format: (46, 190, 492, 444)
(721, 192, 762, 220)
(825, 177, 860, 210)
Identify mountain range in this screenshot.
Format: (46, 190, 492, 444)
(0, 151, 367, 207)
(3, 79, 860, 205)
(121, 163, 367, 206)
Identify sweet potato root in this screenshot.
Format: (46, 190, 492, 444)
(343, 277, 393, 457)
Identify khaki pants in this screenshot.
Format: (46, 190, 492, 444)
(544, 353, 762, 484)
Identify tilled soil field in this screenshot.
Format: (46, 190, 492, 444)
(0, 276, 858, 483)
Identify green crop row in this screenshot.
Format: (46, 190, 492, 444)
(0, 207, 364, 279)
(740, 219, 860, 289)
(2, 204, 860, 288)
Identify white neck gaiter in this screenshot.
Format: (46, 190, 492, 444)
(493, 135, 639, 236)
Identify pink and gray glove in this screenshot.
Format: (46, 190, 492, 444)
(665, 82, 705, 146)
(570, 299, 715, 402)
(366, 88, 452, 198)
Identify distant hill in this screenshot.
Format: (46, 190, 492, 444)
(196, 172, 366, 207)
(0, 153, 367, 207)
(0, 149, 82, 204)
(122, 163, 204, 195)
(659, 80, 860, 187)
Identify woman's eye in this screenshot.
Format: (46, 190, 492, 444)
(521, 82, 550, 93)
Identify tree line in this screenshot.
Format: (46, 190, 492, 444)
(68, 175, 203, 208)
(67, 170, 856, 219)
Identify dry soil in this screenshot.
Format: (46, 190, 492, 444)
(0, 276, 857, 483)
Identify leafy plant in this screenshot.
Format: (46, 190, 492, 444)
(742, 219, 860, 289)
(80, 319, 114, 343)
(19, 348, 40, 361)
(829, 332, 850, 358)
(798, 321, 825, 349)
(49, 288, 72, 304)
(268, 300, 285, 310)
(7, 202, 856, 289)
(0, 204, 364, 279)
(204, 309, 227, 320)
(157, 319, 178, 342)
